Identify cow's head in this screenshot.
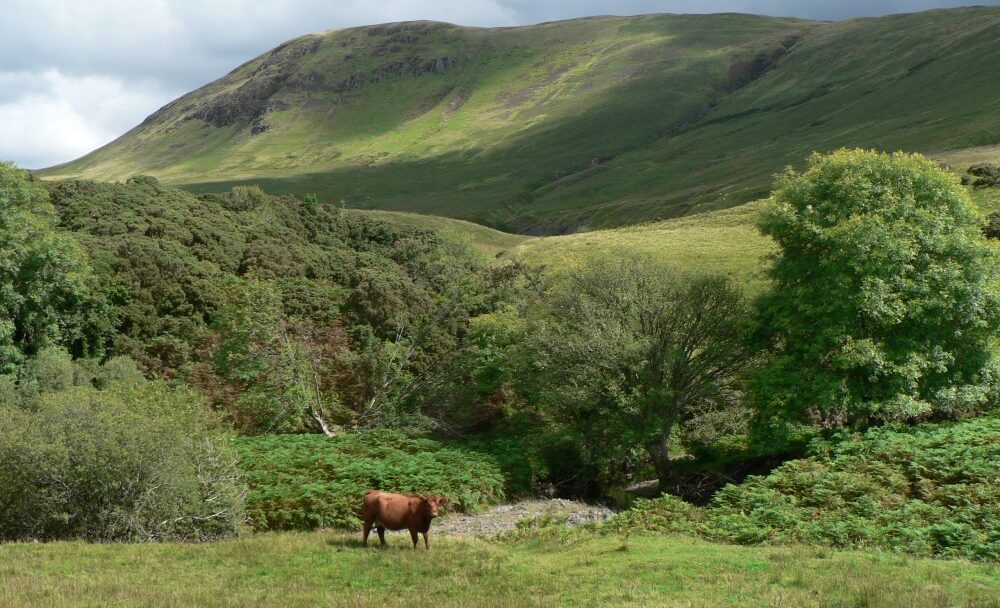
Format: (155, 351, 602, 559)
(423, 495, 444, 518)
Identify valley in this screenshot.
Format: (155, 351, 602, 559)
(4, 5, 1000, 607)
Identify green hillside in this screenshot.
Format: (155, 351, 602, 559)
(372, 184, 997, 297)
(40, 8, 1000, 233)
(515, 201, 774, 293)
(345, 208, 528, 255)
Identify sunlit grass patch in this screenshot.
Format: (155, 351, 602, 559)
(1, 531, 997, 607)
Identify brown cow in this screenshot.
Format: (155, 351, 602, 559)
(362, 490, 444, 550)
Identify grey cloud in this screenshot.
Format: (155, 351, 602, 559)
(501, 1, 1000, 22)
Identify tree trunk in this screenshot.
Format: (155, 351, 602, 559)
(647, 419, 675, 495)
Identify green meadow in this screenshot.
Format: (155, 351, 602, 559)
(353, 182, 995, 298)
(2, 532, 998, 608)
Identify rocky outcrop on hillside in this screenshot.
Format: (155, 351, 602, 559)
(334, 56, 459, 94)
(179, 25, 459, 132)
(187, 38, 322, 129)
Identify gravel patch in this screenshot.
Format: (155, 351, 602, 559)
(434, 499, 615, 537)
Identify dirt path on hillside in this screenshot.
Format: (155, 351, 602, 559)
(434, 499, 614, 537)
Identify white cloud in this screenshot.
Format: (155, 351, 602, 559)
(0, 0, 520, 168)
(0, 70, 177, 169)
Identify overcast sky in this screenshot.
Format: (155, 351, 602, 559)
(3, 0, 996, 169)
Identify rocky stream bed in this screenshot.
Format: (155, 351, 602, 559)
(433, 499, 615, 537)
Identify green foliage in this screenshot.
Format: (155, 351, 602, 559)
(983, 210, 1000, 240)
(236, 431, 506, 531)
(570, 413, 1000, 562)
(518, 254, 754, 490)
(96, 355, 146, 388)
(599, 494, 704, 537)
(47, 177, 510, 431)
(22, 346, 77, 393)
(705, 413, 1000, 561)
(751, 150, 1000, 442)
(226, 185, 268, 211)
(453, 424, 589, 498)
(0, 376, 244, 542)
(213, 279, 343, 434)
(0, 163, 107, 373)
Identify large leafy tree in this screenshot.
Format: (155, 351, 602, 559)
(524, 255, 753, 492)
(0, 163, 105, 373)
(751, 149, 1000, 439)
(213, 279, 346, 435)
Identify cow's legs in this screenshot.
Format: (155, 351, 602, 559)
(409, 527, 419, 549)
(362, 519, 373, 547)
(422, 531, 429, 550)
(377, 526, 386, 546)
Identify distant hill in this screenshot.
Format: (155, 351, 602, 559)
(40, 8, 1000, 233)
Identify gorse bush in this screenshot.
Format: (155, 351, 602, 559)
(236, 431, 505, 530)
(0, 379, 245, 542)
(47, 177, 520, 433)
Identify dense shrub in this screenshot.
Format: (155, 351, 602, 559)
(0, 382, 245, 542)
(584, 413, 1000, 561)
(600, 494, 704, 537)
(967, 163, 1000, 188)
(454, 427, 597, 498)
(236, 431, 506, 530)
(47, 177, 516, 432)
(983, 211, 1000, 240)
(706, 413, 1000, 560)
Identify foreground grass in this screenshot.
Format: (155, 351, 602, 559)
(1, 532, 997, 607)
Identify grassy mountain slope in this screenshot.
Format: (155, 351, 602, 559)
(348, 181, 997, 297)
(345, 209, 528, 255)
(41, 8, 1000, 232)
(515, 201, 774, 293)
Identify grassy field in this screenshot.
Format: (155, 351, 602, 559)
(1, 531, 997, 607)
(514, 200, 775, 293)
(346, 209, 529, 256)
(355, 183, 999, 296)
(39, 8, 1000, 232)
